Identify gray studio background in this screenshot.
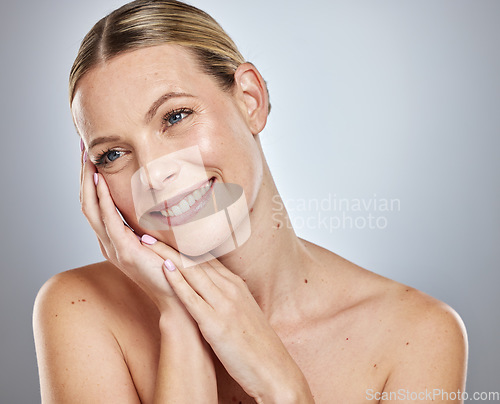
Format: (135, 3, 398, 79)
(1, 0, 499, 401)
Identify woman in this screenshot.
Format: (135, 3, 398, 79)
(33, 1, 468, 402)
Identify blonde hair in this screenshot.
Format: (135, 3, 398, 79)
(69, 0, 270, 112)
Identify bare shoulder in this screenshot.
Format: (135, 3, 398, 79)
(313, 244, 468, 348)
(328, 250, 468, 392)
(33, 261, 152, 404)
(367, 273, 469, 393)
(359, 266, 468, 358)
(34, 260, 138, 316)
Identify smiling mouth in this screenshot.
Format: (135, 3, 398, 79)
(148, 177, 215, 226)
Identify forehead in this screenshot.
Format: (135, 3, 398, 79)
(71, 44, 213, 133)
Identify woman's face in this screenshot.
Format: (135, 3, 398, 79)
(71, 44, 265, 256)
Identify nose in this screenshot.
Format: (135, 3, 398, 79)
(139, 154, 180, 190)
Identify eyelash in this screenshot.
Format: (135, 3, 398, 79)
(161, 107, 193, 130)
(93, 107, 193, 167)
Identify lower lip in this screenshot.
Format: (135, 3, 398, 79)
(150, 178, 216, 227)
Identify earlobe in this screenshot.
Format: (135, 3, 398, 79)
(234, 63, 269, 135)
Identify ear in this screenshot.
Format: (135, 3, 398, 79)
(233, 63, 270, 135)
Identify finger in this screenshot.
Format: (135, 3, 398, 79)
(141, 238, 229, 292)
(80, 157, 110, 246)
(94, 173, 135, 250)
(162, 260, 214, 321)
(140, 235, 198, 269)
(205, 257, 245, 285)
(195, 261, 235, 291)
(177, 262, 225, 306)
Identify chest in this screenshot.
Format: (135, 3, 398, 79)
(121, 317, 389, 403)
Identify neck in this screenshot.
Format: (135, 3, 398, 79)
(216, 160, 314, 320)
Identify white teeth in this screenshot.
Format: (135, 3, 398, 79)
(156, 179, 213, 218)
(193, 189, 202, 201)
(179, 199, 190, 214)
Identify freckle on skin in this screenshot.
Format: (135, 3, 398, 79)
(304, 279, 308, 283)
(374, 364, 377, 367)
(406, 342, 409, 346)
(82, 299, 86, 302)
(277, 223, 280, 228)
(250, 208, 253, 213)
(71, 301, 75, 304)
(346, 337, 349, 341)
(405, 289, 409, 292)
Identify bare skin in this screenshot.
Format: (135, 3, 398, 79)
(33, 44, 467, 403)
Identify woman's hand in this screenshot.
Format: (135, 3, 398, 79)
(80, 151, 185, 313)
(155, 256, 315, 403)
(79, 151, 312, 402)
(80, 150, 218, 404)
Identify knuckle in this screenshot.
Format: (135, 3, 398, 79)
(226, 281, 243, 299)
(219, 297, 237, 317)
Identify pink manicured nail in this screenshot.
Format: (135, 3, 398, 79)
(83, 150, 88, 163)
(93, 173, 99, 186)
(164, 259, 176, 272)
(141, 234, 157, 245)
(80, 138, 84, 151)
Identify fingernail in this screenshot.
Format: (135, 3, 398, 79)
(141, 234, 157, 245)
(93, 173, 99, 186)
(164, 259, 176, 272)
(80, 138, 84, 151)
(83, 150, 88, 163)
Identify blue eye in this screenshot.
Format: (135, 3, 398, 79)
(168, 112, 184, 125)
(94, 149, 124, 166)
(106, 150, 121, 162)
(163, 108, 193, 128)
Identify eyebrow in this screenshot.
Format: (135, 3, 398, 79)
(89, 135, 121, 150)
(88, 92, 195, 150)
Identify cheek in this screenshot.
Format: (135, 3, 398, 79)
(105, 177, 136, 222)
(198, 110, 263, 207)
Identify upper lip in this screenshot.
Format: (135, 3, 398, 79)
(147, 177, 213, 213)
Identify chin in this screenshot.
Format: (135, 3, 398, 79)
(170, 198, 251, 259)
